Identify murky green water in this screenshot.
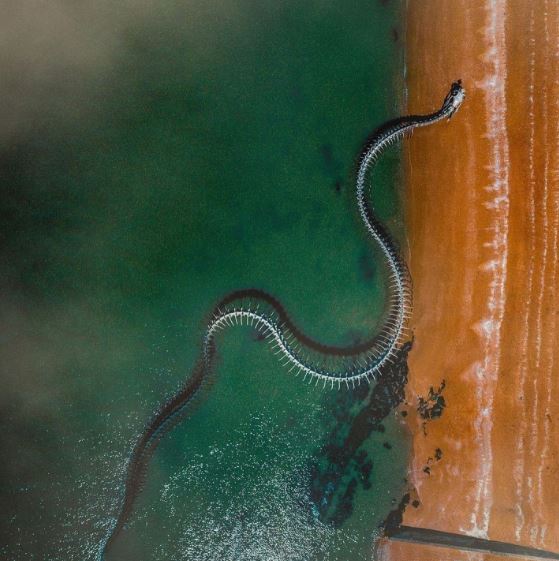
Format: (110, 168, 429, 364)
(1, 2, 408, 559)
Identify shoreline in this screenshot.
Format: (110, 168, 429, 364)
(381, 0, 559, 558)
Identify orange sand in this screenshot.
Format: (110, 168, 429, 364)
(380, 0, 559, 559)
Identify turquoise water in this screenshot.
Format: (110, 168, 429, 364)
(1, 2, 408, 559)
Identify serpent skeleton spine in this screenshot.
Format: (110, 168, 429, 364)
(99, 80, 465, 559)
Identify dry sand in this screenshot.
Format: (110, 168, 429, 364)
(380, 0, 559, 559)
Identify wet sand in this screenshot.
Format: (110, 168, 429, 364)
(380, 0, 559, 558)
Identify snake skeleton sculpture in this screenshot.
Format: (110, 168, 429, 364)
(99, 81, 465, 559)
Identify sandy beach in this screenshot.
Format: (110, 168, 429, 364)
(380, 0, 559, 558)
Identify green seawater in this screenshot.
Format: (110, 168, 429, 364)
(1, 2, 409, 559)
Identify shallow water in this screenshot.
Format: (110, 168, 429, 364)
(1, 2, 408, 559)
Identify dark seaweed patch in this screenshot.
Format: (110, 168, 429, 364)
(417, 380, 446, 420)
(308, 341, 411, 527)
(382, 493, 410, 537)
